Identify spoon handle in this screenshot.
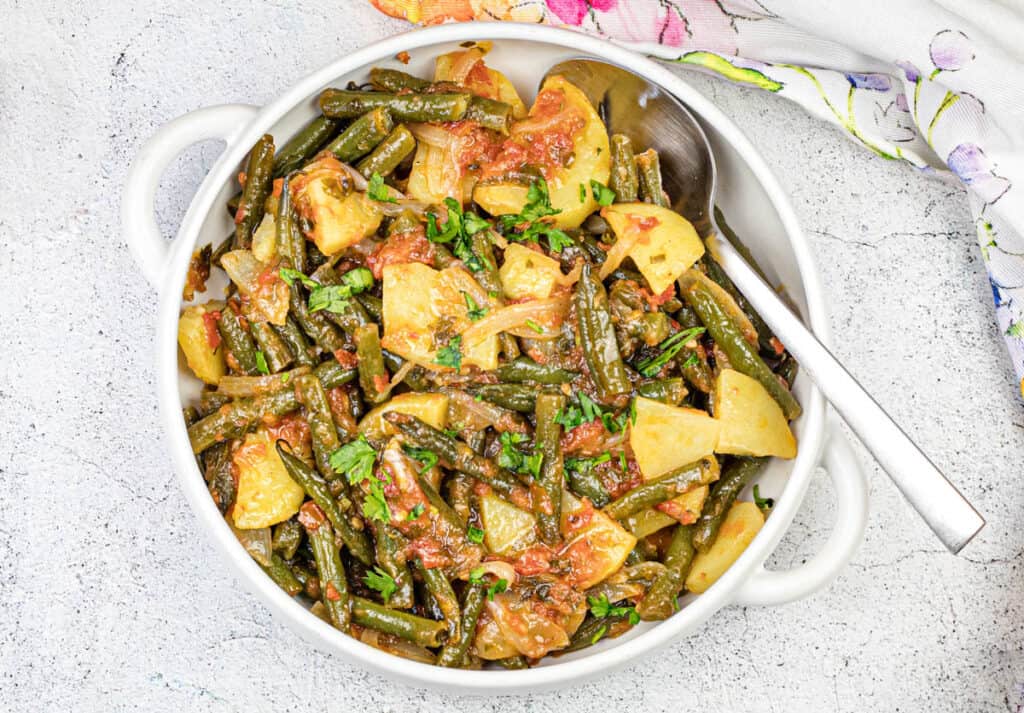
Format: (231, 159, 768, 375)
(712, 237, 985, 554)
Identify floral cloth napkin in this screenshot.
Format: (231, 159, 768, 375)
(371, 0, 1024, 397)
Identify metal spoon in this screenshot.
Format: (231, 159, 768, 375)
(543, 58, 985, 554)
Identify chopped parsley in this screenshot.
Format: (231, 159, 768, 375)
(462, 291, 487, 321)
(589, 179, 615, 206)
(555, 393, 635, 433)
(363, 566, 397, 603)
(636, 327, 706, 377)
(254, 350, 269, 375)
(497, 432, 543, 479)
(565, 451, 612, 474)
(407, 503, 425, 520)
(486, 578, 509, 600)
(367, 171, 397, 203)
(753, 484, 775, 513)
(468, 566, 485, 584)
(402, 445, 438, 473)
(306, 267, 375, 314)
(467, 526, 485, 544)
(579, 183, 586, 203)
(330, 436, 390, 523)
(426, 197, 491, 273)
(587, 593, 640, 625)
(279, 267, 318, 289)
(497, 178, 573, 253)
(590, 624, 609, 645)
(524, 318, 544, 334)
(433, 335, 463, 371)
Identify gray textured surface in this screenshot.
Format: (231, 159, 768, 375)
(2, 2, 1023, 711)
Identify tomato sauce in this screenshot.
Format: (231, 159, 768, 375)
(366, 229, 437, 279)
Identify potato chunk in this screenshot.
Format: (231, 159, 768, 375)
(686, 501, 764, 594)
(291, 155, 382, 255)
(177, 304, 226, 385)
(480, 494, 538, 556)
(474, 75, 610, 229)
(560, 492, 636, 589)
(602, 203, 705, 294)
(629, 397, 720, 481)
(358, 392, 449, 442)
(714, 369, 797, 458)
(381, 262, 498, 371)
(232, 429, 305, 529)
(498, 243, 563, 300)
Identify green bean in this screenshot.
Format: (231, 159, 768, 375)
(468, 384, 537, 413)
(319, 89, 472, 123)
(233, 134, 275, 249)
(355, 324, 389, 405)
(609, 134, 638, 202)
(188, 361, 354, 453)
(383, 412, 522, 497)
(272, 519, 304, 560)
(563, 613, 632, 653)
(496, 656, 529, 670)
(351, 596, 445, 648)
(369, 67, 432, 92)
(356, 293, 383, 323)
(603, 457, 717, 521)
(446, 472, 474, 524)
(437, 581, 486, 667)
(692, 457, 766, 553)
(534, 392, 565, 545)
(324, 107, 395, 163)
(182, 406, 199, 427)
(636, 148, 669, 208)
(680, 276, 801, 419)
(356, 124, 416, 178)
(300, 502, 351, 631)
(211, 233, 233, 267)
(275, 174, 306, 274)
(294, 373, 342, 479)
(625, 537, 660, 565)
(289, 284, 346, 353)
(636, 377, 687, 406)
(277, 444, 374, 566)
(701, 252, 776, 354)
(635, 524, 695, 620)
(777, 354, 799, 387)
(261, 553, 304, 597)
(310, 265, 373, 336)
(250, 321, 294, 373)
(494, 357, 576, 384)
(272, 317, 317, 368)
(575, 263, 631, 401)
(199, 389, 231, 416)
(464, 230, 519, 359)
(416, 559, 461, 646)
(367, 67, 512, 132)
(381, 350, 431, 392)
(417, 474, 468, 531)
(273, 116, 340, 176)
(387, 209, 422, 237)
(374, 525, 414, 609)
(565, 462, 610, 508)
(217, 306, 260, 375)
(202, 442, 235, 514)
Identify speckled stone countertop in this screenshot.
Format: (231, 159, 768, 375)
(2, 3, 1022, 711)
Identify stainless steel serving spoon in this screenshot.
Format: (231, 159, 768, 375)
(543, 59, 985, 554)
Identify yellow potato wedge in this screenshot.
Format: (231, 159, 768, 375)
(381, 262, 498, 371)
(292, 156, 382, 255)
(232, 429, 305, 529)
(685, 501, 764, 594)
(358, 392, 450, 442)
(560, 492, 636, 589)
(474, 75, 609, 229)
(629, 396, 720, 481)
(479, 493, 538, 556)
(498, 243, 563, 300)
(177, 304, 226, 385)
(714, 369, 797, 458)
(602, 203, 705, 294)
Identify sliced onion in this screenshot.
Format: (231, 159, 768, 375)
(221, 249, 290, 325)
(409, 122, 455, 149)
(554, 260, 582, 287)
(378, 199, 430, 218)
(445, 47, 487, 84)
(475, 560, 518, 587)
(460, 296, 569, 348)
(359, 629, 437, 664)
(227, 518, 272, 567)
(598, 226, 641, 281)
(335, 161, 369, 192)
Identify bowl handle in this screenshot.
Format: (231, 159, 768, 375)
(731, 417, 869, 606)
(122, 104, 259, 290)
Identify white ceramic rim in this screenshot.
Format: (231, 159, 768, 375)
(134, 21, 857, 692)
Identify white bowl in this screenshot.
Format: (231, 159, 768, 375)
(123, 22, 868, 693)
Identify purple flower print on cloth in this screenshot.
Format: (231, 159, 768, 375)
(895, 60, 921, 83)
(948, 143, 1011, 205)
(930, 30, 975, 72)
(547, 0, 615, 25)
(845, 72, 892, 91)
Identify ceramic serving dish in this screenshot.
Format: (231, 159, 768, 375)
(122, 21, 868, 693)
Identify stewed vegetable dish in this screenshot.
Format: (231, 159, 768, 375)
(179, 43, 801, 668)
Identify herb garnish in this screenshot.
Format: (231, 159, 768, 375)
(367, 172, 398, 203)
(753, 484, 774, 513)
(497, 178, 573, 253)
(590, 180, 615, 206)
(462, 291, 487, 321)
(330, 436, 390, 522)
(364, 566, 397, 603)
(255, 350, 269, 375)
(636, 327, 706, 377)
(433, 335, 463, 371)
(402, 445, 439, 473)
